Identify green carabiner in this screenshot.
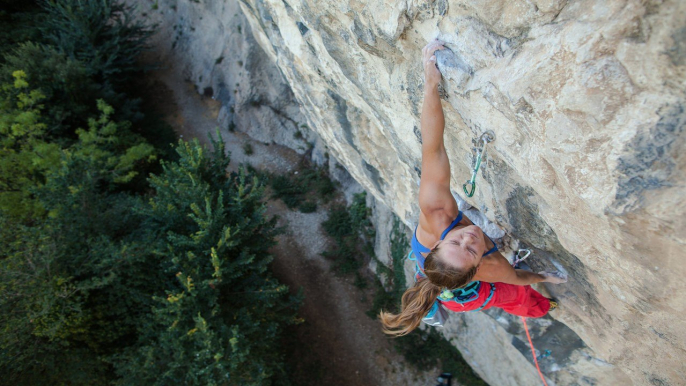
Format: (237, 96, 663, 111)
(463, 180, 476, 197)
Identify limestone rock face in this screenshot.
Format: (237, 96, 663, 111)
(132, 0, 686, 384)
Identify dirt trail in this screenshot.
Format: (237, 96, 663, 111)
(145, 63, 437, 385)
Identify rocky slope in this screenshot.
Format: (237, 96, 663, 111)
(130, 0, 685, 384)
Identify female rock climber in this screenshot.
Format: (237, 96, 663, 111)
(380, 40, 567, 336)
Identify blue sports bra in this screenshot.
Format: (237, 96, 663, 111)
(411, 211, 498, 272)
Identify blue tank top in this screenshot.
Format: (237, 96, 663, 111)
(411, 211, 498, 272)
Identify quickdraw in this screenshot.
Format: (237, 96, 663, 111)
(463, 130, 495, 197)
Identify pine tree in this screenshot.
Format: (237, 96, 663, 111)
(113, 137, 301, 385)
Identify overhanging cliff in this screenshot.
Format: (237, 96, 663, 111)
(131, 0, 686, 384)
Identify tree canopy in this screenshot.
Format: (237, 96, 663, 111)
(0, 1, 300, 384)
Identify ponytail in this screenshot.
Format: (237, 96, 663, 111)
(379, 278, 441, 336)
(379, 245, 478, 336)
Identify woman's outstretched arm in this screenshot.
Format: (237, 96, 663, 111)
(418, 40, 457, 220)
(475, 255, 568, 285)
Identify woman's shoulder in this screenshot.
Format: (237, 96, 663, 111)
(417, 208, 459, 247)
(420, 207, 458, 230)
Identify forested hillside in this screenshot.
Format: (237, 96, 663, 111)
(0, 1, 300, 384)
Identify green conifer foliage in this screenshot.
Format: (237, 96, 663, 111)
(41, 0, 153, 87)
(0, 71, 60, 220)
(0, 73, 155, 221)
(0, 1, 42, 58)
(36, 0, 155, 125)
(1, 133, 301, 385)
(0, 91, 157, 386)
(112, 137, 301, 385)
(1, 2, 300, 384)
(1, 43, 101, 134)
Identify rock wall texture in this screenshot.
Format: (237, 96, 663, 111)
(131, 0, 685, 384)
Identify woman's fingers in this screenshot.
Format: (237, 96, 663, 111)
(422, 40, 445, 62)
(430, 44, 445, 55)
(427, 55, 436, 67)
(422, 40, 446, 84)
(429, 40, 445, 51)
(428, 39, 445, 51)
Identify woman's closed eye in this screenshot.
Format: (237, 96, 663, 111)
(451, 240, 476, 256)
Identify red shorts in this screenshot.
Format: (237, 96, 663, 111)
(440, 282, 550, 318)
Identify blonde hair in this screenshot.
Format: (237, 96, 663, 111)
(379, 246, 478, 336)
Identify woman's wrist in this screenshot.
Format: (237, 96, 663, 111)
(424, 81, 439, 93)
(537, 271, 568, 284)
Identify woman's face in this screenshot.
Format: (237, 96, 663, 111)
(436, 225, 487, 269)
